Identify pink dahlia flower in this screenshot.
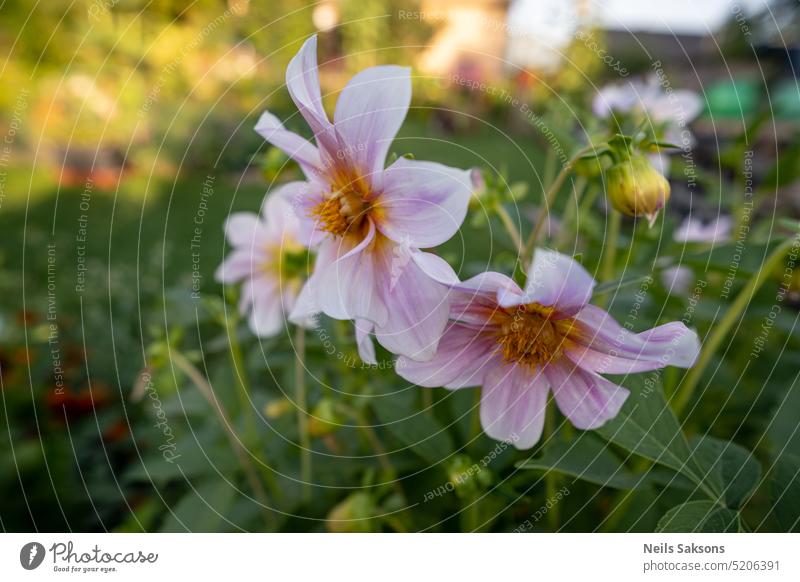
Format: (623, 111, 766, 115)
(255, 36, 472, 361)
(215, 186, 310, 337)
(397, 249, 701, 449)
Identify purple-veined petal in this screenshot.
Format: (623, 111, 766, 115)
(566, 304, 700, 374)
(546, 359, 629, 430)
(375, 158, 472, 247)
(448, 271, 520, 325)
(480, 363, 549, 449)
(519, 248, 596, 314)
(254, 111, 321, 178)
(333, 65, 411, 183)
(285, 35, 340, 163)
(316, 221, 389, 325)
(373, 246, 451, 361)
(355, 319, 377, 365)
(397, 323, 498, 389)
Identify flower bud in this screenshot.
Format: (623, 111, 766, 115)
(308, 398, 342, 437)
(264, 397, 293, 419)
(605, 154, 670, 226)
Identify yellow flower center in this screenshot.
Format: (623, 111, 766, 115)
(494, 304, 575, 369)
(310, 189, 367, 237)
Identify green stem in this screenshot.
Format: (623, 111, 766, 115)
(523, 147, 593, 262)
(555, 176, 588, 251)
(295, 326, 312, 503)
(469, 388, 481, 443)
(673, 236, 796, 416)
(495, 204, 524, 256)
(543, 399, 561, 531)
(227, 318, 258, 445)
(601, 209, 622, 284)
(171, 350, 275, 528)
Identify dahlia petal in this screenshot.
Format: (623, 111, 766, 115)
(521, 248, 596, 314)
(396, 323, 498, 389)
(247, 275, 284, 338)
(333, 65, 411, 182)
(376, 158, 472, 247)
(454, 271, 522, 297)
(354, 319, 377, 365)
(293, 187, 330, 247)
(254, 111, 321, 177)
(261, 181, 308, 240)
(223, 212, 269, 248)
(373, 247, 450, 361)
(546, 360, 629, 430)
(410, 249, 460, 286)
(215, 249, 260, 283)
(317, 222, 388, 325)
(288, 278, 320, 327)
(448, 272, 521, 325)
(480, 363, 549, 449)
(287, 238, 340, 325)
(285, 35, 340, 161)
(567, 304, 700, 373)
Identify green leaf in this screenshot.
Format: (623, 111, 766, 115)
(372, 398, 454, 466)
(516, 432, 642, 490)
(595, 375, 703, 482)
(656, 501, 740, 532)
(682, 239, 783, 279)
(688, 435, 761, 508)
(159, 479, 237, 532)
(770, 452, 800, 532)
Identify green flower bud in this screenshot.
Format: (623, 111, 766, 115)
(605, 154, 670, 226)
(308, 398, 342, 437)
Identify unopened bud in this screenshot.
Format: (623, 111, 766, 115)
(264, 397, 292, 419)
(605, 154, 670, 226)
(308, 398, 342, 437)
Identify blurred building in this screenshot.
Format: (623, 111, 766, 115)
(416, 0, 511, 81)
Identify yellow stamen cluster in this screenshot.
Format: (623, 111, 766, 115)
(494, 304, 571, 369)
(310, 189, 366, 237)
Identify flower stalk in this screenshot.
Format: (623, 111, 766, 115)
(673, 235, 797, 415)
(294, 326, 312, 503)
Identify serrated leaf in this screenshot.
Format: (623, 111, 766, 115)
(656, 500, 740, 532)
(516, 432, 642, 490)
(595, 374, 705, 487)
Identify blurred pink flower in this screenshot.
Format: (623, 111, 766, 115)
(593, 76, 703, 174)
(398, 249, 701, 449)
(256, 36, 471, 361)
(674, 215, 732, 244)
(215, 187, 311, 337)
